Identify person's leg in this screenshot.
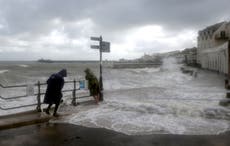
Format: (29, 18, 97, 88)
(45, 104, 52, 115)
(94, 95, 99, 104)
(53, 102, 60, 117)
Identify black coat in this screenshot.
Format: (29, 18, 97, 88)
(43, 73, 64, 104)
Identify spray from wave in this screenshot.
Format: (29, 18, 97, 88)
(0, 70, 9, 74)
(18, 64, 29, 68)
(55, 57, 230, 135)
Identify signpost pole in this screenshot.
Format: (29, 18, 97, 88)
(90, 36, 110, 102)
(99, 36, 103, 101)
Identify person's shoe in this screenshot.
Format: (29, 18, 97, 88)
(53, 113, 60, 117)
(45, 110, 50, 115)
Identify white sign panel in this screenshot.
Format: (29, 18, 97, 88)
(90, 45, 100, 49)
(79, 80, 88, 89)
(101, 41, 110, 53)
(90, 37, 101, 41)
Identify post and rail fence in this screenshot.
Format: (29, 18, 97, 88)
(1, 78, 228, 112)
(0, 79, 90, 112)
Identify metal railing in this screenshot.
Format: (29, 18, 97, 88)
(0, 79, 89, 111)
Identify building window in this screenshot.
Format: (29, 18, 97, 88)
(220, 31, 226, 37)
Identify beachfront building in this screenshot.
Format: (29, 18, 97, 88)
(182, 47, 197, 66)
(197, 21, 230, 75)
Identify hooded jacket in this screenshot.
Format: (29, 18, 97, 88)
(43, 69, 66, 104)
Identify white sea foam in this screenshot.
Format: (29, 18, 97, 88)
(59, 57, 230, 135)
(67, 100, 230, 135)
(126, 67, 161, 74)
(1, 60, 230, 135)
(18, 64, 29, 68)
(0, 70, 9, 74)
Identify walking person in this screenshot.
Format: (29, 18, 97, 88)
(84, 68, 100, 104)
(44, 69, 67, 117)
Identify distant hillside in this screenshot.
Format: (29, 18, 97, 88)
(37, 59, 53, 63)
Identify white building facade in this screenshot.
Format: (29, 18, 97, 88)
(197, 21, 230, 75)
(200, 41, 229, 74)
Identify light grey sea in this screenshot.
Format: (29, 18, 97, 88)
(0, 58, 230, 135)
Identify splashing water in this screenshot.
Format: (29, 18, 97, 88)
(60, 58, 230, 135)
(0, 60, 229, 135)
(0, 70, 9, 74)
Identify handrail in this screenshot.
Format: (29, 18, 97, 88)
(0, 80, 76, 88)
(0, 103, 38, 110)
(0, 80, 81, 100)
(0, 95, 28, 100)
(0, 79, 88, 111)
(0, 83, 27, 88)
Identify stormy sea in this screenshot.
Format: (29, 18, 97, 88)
(0, 58, 230, 135)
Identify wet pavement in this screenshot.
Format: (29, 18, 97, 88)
(0, 123, 230, 146)
(0, 110, 52, 130)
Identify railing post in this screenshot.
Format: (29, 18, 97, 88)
(71, 79, 77, 106)
(36, 81, 41, 112)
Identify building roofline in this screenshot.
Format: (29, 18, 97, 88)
(199, 21, 226, 33)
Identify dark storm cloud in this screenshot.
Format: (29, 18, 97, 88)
(91, 0, 230, 31)
(1, 0, 229, 35)
(0, 0, 88, 35)
(0, 0, 229, 60)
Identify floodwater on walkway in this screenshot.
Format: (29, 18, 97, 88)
(0, 58, 230, 135)
(57, 58, 230, 135)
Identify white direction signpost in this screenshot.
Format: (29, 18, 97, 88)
(90, 45, 100, 49)
(90, 37, 101, 41)
(90, 36, 110, 101)
(90, 41, 110, 52)
(101, 41, 110, 52)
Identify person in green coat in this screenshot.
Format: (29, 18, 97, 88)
(84, 68, 100, 104)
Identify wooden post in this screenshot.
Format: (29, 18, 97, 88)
(36, 81, 41, 112)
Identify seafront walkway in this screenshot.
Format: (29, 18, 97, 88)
(0, 79, 89, 130)
(0, 100, 230, 146)
(0, 110, 53, 130)
(0, 99, 96, 130)
(1, 123, 230, 146)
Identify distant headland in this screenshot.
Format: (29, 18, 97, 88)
(37, 59, 53, 63)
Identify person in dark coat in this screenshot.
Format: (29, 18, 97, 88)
(44, 69, 67, 116)
(84, 68, 100, 104)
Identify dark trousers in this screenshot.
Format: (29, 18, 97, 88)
(46, 102, 60, 115)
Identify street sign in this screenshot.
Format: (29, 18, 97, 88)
(90, 45, 100, 49)
(79, 80, 87, 89)
(90, 37, 101, 41)
(101, 41, 110, 52)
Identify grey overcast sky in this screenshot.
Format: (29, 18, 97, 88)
(0, 0, 229, 60)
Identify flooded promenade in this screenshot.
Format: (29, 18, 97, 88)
(0, 123, 230, 146)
